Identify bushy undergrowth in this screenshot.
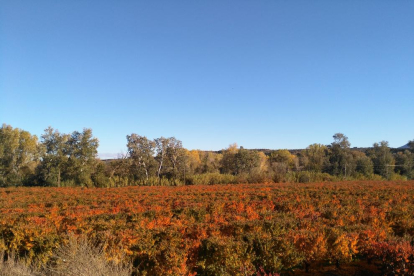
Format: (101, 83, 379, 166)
(135, 172, 396, 186)
(0, 235, 131, 276)
(0, 251, 39, 276)
(185, 172, 239, 185)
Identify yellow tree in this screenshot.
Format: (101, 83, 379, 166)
(257, 151, 269, 174)
(185, 150, 202, 175)
(269, 149, 297, 182)
(304, 144, 328, 172)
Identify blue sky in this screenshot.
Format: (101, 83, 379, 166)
(1, 1, 413, 157)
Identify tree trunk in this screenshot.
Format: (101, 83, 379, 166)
(157, 157, 163, 179)
(58, 168, 61, 187)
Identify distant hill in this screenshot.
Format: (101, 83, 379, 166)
(100, 144, 412, 161)
(398, 143, 411, 150)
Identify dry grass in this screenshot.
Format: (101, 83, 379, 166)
(0, 251, 40, 276)
(0, 235, 131, 276)
(44, 235, 131, 276)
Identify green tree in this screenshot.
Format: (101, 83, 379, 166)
(221, 145, 260, 176)
(38, 127, 69, 187)
(355, 154, 374, 177)
(234, 147, 261, 175)
(91, 160, 110, 187)
(199, 151, 222, 174)
(394, 150, 413, 179)
(304, 144, 328, 172)
(105, 153, 132, 187)
(0, 124, 22, 185)
(126, 134, 156, 182)
(408, 139, 414, 153)
(0, 124, 40, 186)
(220, 143, 239, 175)
(367, 141, 395, 179)
(332, 133, 351, 149)
(66, 128, 99, 186)
(166, 137, 185, 181)
(38, 127, 98, 187)
(327, 133, 355, 178)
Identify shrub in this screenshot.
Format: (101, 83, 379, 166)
(196, 236, 254, 276)
(389, 173, 408, 181)
(0, 251, 39, 276)
(247, 172, 272, 184)
(186, 173, 238, 185)
(44, 235, 131, 276)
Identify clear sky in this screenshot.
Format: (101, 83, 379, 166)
(1, 1, 413, 158)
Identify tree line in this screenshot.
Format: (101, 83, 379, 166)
(0, 123, 413, 187)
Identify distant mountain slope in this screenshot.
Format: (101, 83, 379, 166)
(399, 143, 411, 149)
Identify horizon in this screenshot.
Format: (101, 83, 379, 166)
(1, 121, 411, 159)
(96, 139, 411, 160)
(1, 1, 413, 156)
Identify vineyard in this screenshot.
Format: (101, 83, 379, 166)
(1, 181, 414, 275)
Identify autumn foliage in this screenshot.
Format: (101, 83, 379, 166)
(1, 181, 414, 275)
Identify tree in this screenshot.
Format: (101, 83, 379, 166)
(257, 151, 269, 174)
(332, 133, 351, 149)
(154, 137, 169, 179)
(16, 129, 40, 184)
(327, 133, 355, 178)
(0, 124, 22, 185)
(166, 137, 185, 180)
(91, 160, 110, 187)
(185, 150, 202, 175)
(105, 152, 132, 187)
(66, 128, 99, 186)
(355, 154, 374, 177)
(394, 150, 413, 179)
(408, 139, 414, 153)
(39, 127, 98, 187)
(126, 134, 155, 182)
(199, 151, 222, 174)
(268, 149, 297, 182)
(269, 149, 297, 170)
(0, 124, 40, 186)
(221, 145, 260, 175)
(367, 141, 394, 179)
(234, 148, 261, 175)
(38, 127, 69, 187)
(304, 144, 328, 173)
(220, 143, 238, 174)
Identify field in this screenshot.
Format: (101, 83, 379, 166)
(1, 181, 414, 275)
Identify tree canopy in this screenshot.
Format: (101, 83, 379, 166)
(0, 123, 413, 187)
